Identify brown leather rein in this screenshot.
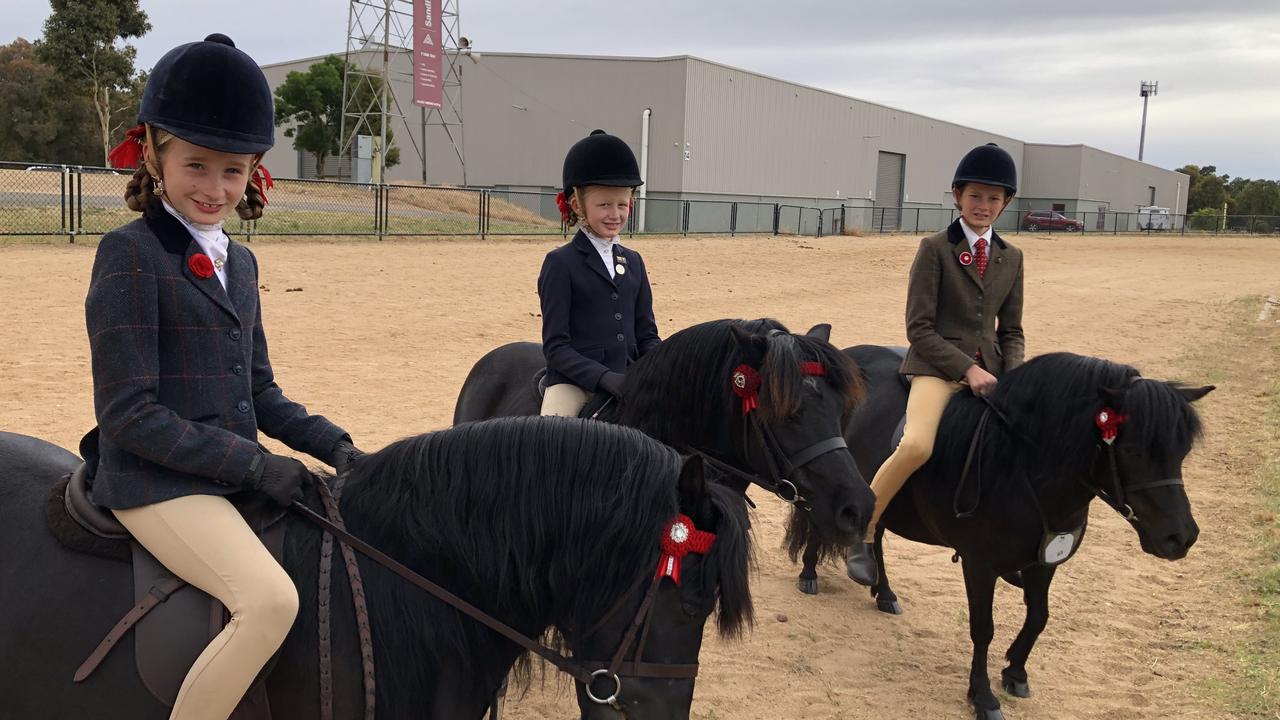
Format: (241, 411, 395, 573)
(294, 481, 699, 714)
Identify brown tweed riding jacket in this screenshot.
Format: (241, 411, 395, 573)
(900, 219, 1025, 381)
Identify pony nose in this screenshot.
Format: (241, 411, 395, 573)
(835, 484, 875, 537)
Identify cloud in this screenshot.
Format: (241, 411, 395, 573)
(2, 0, 1276, 177)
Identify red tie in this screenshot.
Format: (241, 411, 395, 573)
(975, 237, 989, 279)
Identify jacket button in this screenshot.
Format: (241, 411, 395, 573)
(233, 364, 244, 375)
(229, 328, 242, 340)
(616, 333, 625, 342)
(614, 312, 623, 321)
(611, 293, 619, 301)
(237, 400, 250, 413)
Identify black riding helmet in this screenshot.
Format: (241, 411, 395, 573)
(139, 33, 275, 154)
(562, 130, 643, 191)
(952, 143, 1017, 196)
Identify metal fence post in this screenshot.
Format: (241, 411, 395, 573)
(682, 201, 690, 236)
(730, 202, 738, 236)
(914, 208, 920, 234)
(772, 203, 780, 235)
(59, 166, 69, 242)
(74, 166, 84, 242)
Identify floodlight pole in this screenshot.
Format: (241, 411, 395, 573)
(1138, 80, 1158, 161)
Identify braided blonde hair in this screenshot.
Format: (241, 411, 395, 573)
(123, 125, 266, 221)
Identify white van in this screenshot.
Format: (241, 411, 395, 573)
(1137, 206, 1171, 230)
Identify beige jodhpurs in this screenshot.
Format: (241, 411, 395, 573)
(540, 383, 590, 417)
(113, 493, 298, 720)
(864, 375, 963, 542)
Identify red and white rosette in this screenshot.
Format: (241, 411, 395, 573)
(959, 251, 974, 266)
(730, 364, 763, 415)
(654, 513, 716, 586)
(1095, 407, 1128, 444)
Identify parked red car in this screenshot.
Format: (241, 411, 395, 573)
(1021, 211, 1083, 232)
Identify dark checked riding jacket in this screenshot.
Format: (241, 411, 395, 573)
(538, 230, 662, 391)
(84, 201, 349, 509)
(900, 219, 1026, 381)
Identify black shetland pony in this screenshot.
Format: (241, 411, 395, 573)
(454, 319, 873, 545)
(791, 348, 1212, 720)
(0, 417, 753, 719)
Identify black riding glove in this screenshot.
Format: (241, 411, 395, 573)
(250, 454, 311, 507)
(328, 439, 364, 470)
(598, 371, 626, 398)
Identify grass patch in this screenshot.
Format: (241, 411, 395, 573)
(1194, 295, 1280, 718)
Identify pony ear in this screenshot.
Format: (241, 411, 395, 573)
(1098, 386, 1126, 408)
(730, 325, 769, 365)
(677, 454, 707, 512)
(1175, 384, 1215, 402)
(804, 323, 832, 343)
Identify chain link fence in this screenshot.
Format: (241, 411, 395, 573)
(5, 162, 1277, 241)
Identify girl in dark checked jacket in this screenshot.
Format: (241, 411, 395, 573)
(86, 34, 361, 720)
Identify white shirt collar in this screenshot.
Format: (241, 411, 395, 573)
(582, 227, 620, 279)
(958, 218, 994, 251)
(582, 227, 619, 251)
(163, 199, 230, 289)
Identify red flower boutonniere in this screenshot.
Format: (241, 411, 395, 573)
(189, 253, 215, 279)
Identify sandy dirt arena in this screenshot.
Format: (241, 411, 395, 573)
(1, 231, 1277, 719)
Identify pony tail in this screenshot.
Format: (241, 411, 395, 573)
(237, 180, 265, 221)
(124, 165, 156, 213)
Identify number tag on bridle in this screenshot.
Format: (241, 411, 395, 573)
(1039, 525, 1084, 566)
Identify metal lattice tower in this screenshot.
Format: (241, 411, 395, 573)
(338, 0, 418, 183)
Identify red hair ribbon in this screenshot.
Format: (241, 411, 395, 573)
(251, 163, 274, 205)
(555, 191, 571, 222)
(654, 513, 716, 586)
(1095, 407, 1128, 445)
(800, 362, 826, 377)
(107, 124, 147, 170)
(731, 364, 762, 415)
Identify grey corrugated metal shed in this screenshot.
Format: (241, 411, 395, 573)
(260, 51, 1187, 216)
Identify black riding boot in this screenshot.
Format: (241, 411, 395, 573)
(845, 542, 878, 586)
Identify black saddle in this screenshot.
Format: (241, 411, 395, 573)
(885, 346, 910, 448)
(49, 464, 282, 716)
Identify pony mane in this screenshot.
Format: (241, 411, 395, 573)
(323, 416, 752, 697)
(613, 318, 864, 445)
(939, 352, 1204, 482)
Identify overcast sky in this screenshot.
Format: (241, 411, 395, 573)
(6, 1, 1277, 179)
